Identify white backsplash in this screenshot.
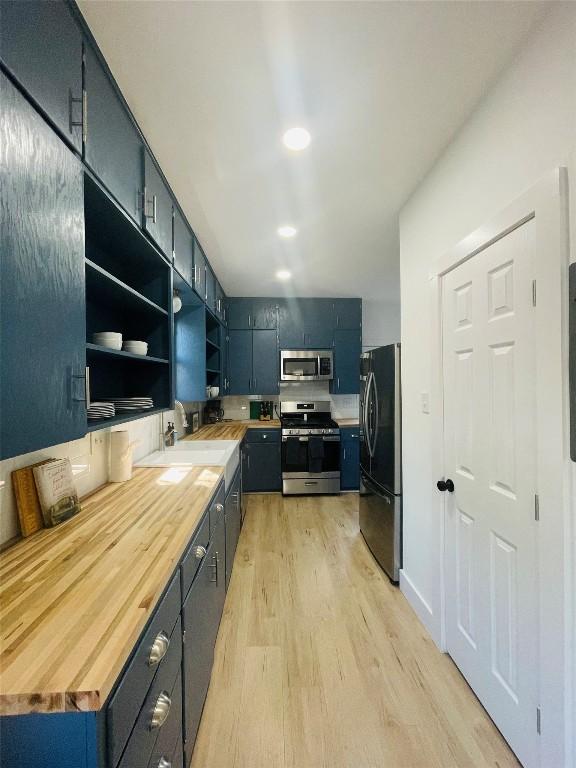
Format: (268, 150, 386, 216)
(223, 383, 359, 421)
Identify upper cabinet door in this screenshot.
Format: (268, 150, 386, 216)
(84, 46, 143, 224)
(331, 329, 361, 394)
(228, 330, 253, 395)
(215, 282, 226, 321)
(193, 239, 207, 301)
(0, 73, 86, 459)
(173, 209, 194, 287)
(205, 263, 216, 312)
(0, 1, 84, 152)
(252, 299, 278, 330)
(333, 299, 362, 330)
(252, 330, 279, 395)
(143, 151, 173, 258)
(227, 299, 252, 330)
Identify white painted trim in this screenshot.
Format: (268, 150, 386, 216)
(430, 168, 571, 767)
(399, 569, 442, 647)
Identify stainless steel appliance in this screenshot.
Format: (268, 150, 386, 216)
(280, 401, 340, 494)
(359, 344, 402, 582)
(280, 350, 333, 382)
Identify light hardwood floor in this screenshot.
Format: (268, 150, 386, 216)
(191, 493, 520, 768)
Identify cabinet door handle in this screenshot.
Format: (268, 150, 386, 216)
(150, 692, 171, 730)
(152, 194, 157, 224)
(194, 545, 207, 560)
(148, 631, 170, 667)
(209, 552, 219, 583)
(71, 367, 90, 407)
(248, 314, 252, 327)
(337, 377, 340, 390)
(158, 758, 172, 768)
(343, 448, 347, 461)
(68, 88, 86, 144)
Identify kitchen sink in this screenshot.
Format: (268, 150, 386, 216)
(135, 440, 240, 489)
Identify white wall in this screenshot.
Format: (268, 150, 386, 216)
(399, 0, 576, 757)
(362, 297, 400, 350)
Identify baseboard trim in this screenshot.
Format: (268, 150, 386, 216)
(399, 569, 442, 647)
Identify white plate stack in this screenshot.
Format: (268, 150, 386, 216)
(122, 340, 148, 356)
(87, 402, 116, 420)
(93, 332, 122, 350)
(107, 397, 154, 412)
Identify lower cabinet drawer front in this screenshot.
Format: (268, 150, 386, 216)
(180, 511, 210, 600)
(145, 671, 183, 768)
(209, 481, 226, 538)
(107, 575, 181, 767)
(118, 616, 183, 768)
(245, 429, 280, 443)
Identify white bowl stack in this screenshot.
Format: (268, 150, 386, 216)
(93, 331, 122, 350)
(122, 340, 148, 356)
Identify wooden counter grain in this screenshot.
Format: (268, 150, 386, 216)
(0, 465, 224, 716)
(184, 418, 358, 442)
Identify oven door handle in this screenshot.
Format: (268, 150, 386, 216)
(322, 436, 341, 442)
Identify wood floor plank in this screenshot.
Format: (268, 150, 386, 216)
(191, 494, 521, 768)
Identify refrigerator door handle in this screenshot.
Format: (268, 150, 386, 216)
(370, 371, 379, 457)
(367, 371, 376, 458)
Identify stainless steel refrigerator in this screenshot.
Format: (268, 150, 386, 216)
(359, 344, 402, 582)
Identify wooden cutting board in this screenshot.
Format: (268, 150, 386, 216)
(11, 460, 53, 537)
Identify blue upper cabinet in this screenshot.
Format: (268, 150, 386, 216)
(143, 151, 173, 259)
(0, 73, 86, 459)
(173, 208, 194, 287)
(228, 330, 253, 395)
(205, 263, 216, 314)
(227, 299, 277, 330)
(331, 329, 361, 394)
(278, 298, 333, 349)
(252, 330, 279, 394)
(333, 299, 362, 330)
(84, 45, 143, 225)
(193, 239, 207, 302)
(0, 0, 84, 153)
(252, 300, 278, 330)
(215, 281, 226, 322)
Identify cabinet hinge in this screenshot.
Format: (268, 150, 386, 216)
(532, 279, 537, 307)
(536, 707, 541, 735)
(534, 494, 540, 522)
(182, 629, 186, 645)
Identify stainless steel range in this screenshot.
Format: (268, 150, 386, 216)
(280, 401, 340, 495)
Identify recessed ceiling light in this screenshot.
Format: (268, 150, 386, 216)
(277, 225, 297, 238)
(282, 127, 311, 151)
(276, 270, 292, 280)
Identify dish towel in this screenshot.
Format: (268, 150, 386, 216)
(308, 437, 325, 474)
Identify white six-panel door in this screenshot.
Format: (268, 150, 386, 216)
(442, 220, 539, 768)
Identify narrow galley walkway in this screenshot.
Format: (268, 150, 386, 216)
(191, 494, 520, 768)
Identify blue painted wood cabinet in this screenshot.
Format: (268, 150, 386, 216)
(0, 71, 87, 460)
(242, 430, 282, 492)
(227, 298, 278, 330)
(228, 329, 279, 395)
(340, 427, 360, 490)
(1, 478, 242, 768)
(0, 0, 84, 152)
(331, 329, 362, 395)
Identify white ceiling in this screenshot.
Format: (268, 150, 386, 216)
(79, 1, 546, 301)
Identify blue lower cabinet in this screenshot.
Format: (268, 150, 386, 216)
(225, 468, 242, 590)
(0, 71, 87, 460)
(331, 329, 361, 395)
(340, 428, 360, 490)
(242, 431, 281, 492)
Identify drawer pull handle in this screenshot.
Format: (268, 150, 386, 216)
(214, 503, 224, 514)
(150, 691, 171, 730)
(194, 544, 207, 560)
(158, 759, 172, 768)
(148, 632, 170, 667)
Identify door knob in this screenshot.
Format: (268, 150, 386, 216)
(437, 479, 455, 493)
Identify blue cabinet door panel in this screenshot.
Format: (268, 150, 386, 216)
(341, 428, 360, 490)
(173, 209, 194, 287)
(228, 330, 253, 395)
(333, 299, 362, 330)
(193, 239, 207, 302)
(0, 73, 86, 460)
(332, 329, 361, 394)
(243, 441, 281, 491)
(85, 46, 143, 224)
(143, 151, 173, 258)
(205, 263, 216, 313)
(252, 299, 278, 329)
(227, 298, 252, 329)
(252, 330, 279, 394)
(0, 0, 84, 152)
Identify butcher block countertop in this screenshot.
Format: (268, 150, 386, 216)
(0, 465, 224, 716)
(184, 417, 359, 441)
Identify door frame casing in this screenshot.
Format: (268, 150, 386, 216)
(429, 168, 572, 767)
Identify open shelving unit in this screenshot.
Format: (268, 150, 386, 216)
(84, 174, 173, 431)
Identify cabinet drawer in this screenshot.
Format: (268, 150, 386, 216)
(145, 671, 183, 768)
(107, 574, 181, 767)
(180, 511, 210, 601)
(244, 429, 280, 444)
(209, 481, 226, 538)
(118, 616, 183, 768)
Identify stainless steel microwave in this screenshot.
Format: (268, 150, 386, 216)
(280, 350, 334, 381)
